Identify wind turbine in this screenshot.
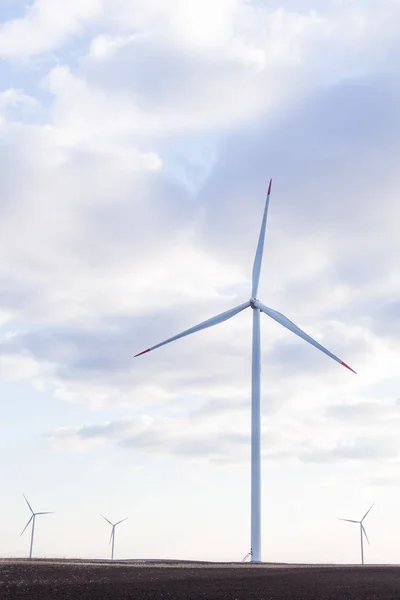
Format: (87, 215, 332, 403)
(340, 504, 374, 565)
(101, 515, 128, 560)
(134, 179, 356, 562)
(20, 494, 53, 559)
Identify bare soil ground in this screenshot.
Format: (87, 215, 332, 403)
(1, 559, 400, 599)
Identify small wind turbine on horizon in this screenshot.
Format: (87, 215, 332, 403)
(134, 179, 356, 562)
(101, 515, 128, 560)
(340, 504, 374, 565)
(21, 494, 53, 559)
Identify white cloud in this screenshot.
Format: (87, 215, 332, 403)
(0, 353, 42, 381)
(0, 88, 38, 110)
(2, 2, 399, 404)
(48, 413, 250, 461)
(0, 0, 101, 61)
(89, 33, 138, 60)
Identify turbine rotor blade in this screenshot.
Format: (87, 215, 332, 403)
(35, 512, 53, 515)
(20, 515, 33, 537)
(23, 494, 34, 514)
(339, 519, 359, 523)
(101, 515, 113, 526)
(362, 524, 370, 545)
(254, 300, 357, 373)
(134, 301, 251, 357)
(115, 517, 128, 526)
(252, 179, 272, 298)
(361, 503, 374, 522)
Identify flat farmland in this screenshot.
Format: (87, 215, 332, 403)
(1, 559, 400, 599)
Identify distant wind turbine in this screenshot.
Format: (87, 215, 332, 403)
(134, 179, 356, 562)
(340, 504, 374, 565)
(21, 494, 53, 559)
(101, 515, 128, 560)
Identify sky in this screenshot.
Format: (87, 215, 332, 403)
(0, 0, 399, 564)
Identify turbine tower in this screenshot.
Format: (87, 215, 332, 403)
(20, 494, 53, 559)
(101, 515, 128, 560)
(340, 504, 374, 565)
(134, 179, 356, 562)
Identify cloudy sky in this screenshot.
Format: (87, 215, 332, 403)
(0, 0, 399, 564)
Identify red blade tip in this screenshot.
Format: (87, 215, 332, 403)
(267, 178, 272, 195)
(134, 348, 150, 358)
(341, 361, 357, 374)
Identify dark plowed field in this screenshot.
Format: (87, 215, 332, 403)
(1, 560, 400, 599)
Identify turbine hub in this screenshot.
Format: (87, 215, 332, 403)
(250, 297, 257, 308)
